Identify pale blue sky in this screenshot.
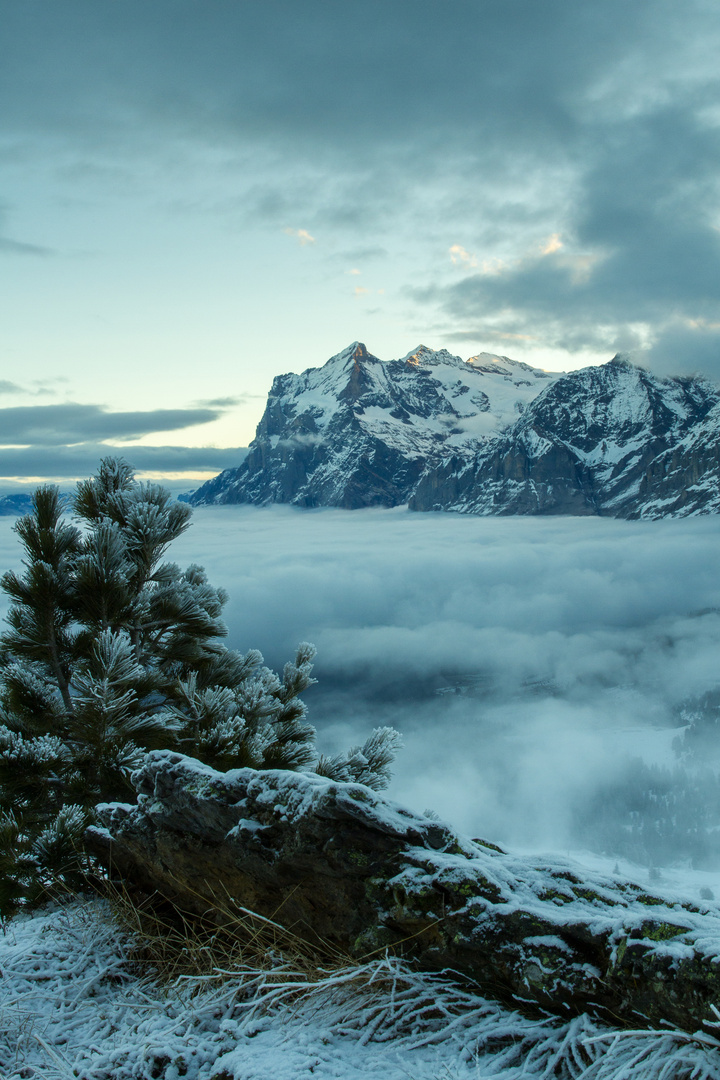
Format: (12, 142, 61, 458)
(2, 0, 720, 483)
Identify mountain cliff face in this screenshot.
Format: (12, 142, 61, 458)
(635, 397, 720, 516)
(190, 341, 557, 510)
(189, 344, 720, 518)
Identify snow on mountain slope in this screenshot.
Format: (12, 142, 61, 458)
(410, 357, 720, 518)
(189, 344, 720, 518)
(636, 397, 720, 517)
(190, 342, 559, 509)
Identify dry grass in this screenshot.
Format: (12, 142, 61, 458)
(102, 876, 352, 987)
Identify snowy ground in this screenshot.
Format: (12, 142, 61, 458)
(3, 897, 720, 1080)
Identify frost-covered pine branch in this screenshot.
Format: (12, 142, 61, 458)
(316, 727, 404, 791)
(0, 458, 403, 913)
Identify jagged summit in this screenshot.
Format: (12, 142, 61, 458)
(400, 344, 464, 367)
(190, 341, 558, 510)
(332, 340, 374, 370)
(189, 343, 720, 518)
(605, 352, 636, 367)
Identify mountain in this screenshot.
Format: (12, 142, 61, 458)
(410, 356, 720, 517)
(189, 341, 559, 509)
(635, 396, 720, 516)
(189, 344, 720, 518)
(0, 493, 34, 516)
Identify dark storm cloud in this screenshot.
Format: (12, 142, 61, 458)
(647, 323, 720, 379)
(0, 443, 246, 479)
(425, 102, 720, 368)
(2, 1, 641, 146)
(5, 1, 720, 373)
(2, 1, 699, 180)
(0, 403, 221, 446)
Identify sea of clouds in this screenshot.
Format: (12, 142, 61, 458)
(2, 504, 720, 862)
(173, 506, 720, 853)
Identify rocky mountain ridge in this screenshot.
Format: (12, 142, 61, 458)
(189, 343, 720, 518)
(412, 356, 720, 516)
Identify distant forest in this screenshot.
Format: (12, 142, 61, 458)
(577, 698, 720, 869)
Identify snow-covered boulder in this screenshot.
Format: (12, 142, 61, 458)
(88, 750, 720, 1035)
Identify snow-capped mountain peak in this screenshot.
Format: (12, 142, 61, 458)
(189, 343, 720, 518)
(410, 358, 720, 517)
(400, 344, 464, 367)
(190, 342, 561, 509)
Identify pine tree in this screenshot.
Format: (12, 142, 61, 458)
(0, 458, 401, 914)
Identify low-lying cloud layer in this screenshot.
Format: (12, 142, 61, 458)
(164, 506, 720, 858)
(3, 503, 718, 863)
(0, 394, 248, 480)
(0, 403, 220, 446)
(0, 444, 247, 482)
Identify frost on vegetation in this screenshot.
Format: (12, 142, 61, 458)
(0, 458, 401, 915)
(316, 726, 404, 791)
(2, 899, 720, 1080)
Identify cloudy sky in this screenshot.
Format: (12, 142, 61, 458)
(3, 1, 720, 483)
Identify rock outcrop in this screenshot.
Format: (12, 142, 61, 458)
(89, 751, 720, 1035)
